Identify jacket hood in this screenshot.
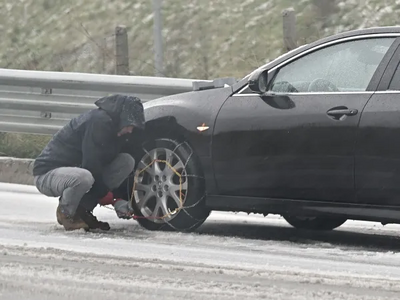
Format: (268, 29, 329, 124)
(94, 94, 145, 130)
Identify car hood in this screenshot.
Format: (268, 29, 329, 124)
(144, 85, 234, 109)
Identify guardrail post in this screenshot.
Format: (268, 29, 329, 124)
(115, 25, 130, 75)
(282, 8, 297, 52)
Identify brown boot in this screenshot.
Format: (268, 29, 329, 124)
(56, 208, 62, 225)
(76, 206, 111, 231)
(56, 197, 62, 225)
(56, 204, 89, 231)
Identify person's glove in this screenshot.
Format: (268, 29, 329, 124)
(113, 199, 134, 219)
(99, 192, 134, 219)
(99, 191, 115, 206)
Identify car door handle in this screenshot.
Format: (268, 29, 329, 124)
(327, 108, 358, 117)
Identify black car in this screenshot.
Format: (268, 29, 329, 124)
(119, 26, 400, 232)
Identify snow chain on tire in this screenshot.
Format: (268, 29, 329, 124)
(128, 138, 209, 231)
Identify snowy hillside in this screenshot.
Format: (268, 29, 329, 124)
(1, 0, 400, 79)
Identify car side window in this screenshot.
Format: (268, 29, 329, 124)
(269, 38, 395, 93)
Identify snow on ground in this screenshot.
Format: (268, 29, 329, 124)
(1, 183, 400, 299)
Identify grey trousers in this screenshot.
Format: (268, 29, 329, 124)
(33, 153, 135, 217)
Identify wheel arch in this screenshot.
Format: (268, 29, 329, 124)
(145, 116, 189, 142)
(142, 116, 207, 177)
(142, 115, 220, 196)
(123, 114, 211, 188)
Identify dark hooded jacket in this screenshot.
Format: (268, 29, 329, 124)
(33, 94, 145, 199)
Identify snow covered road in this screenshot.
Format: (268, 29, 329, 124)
(1, 183, 400, 299)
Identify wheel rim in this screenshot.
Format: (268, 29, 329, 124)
(133, 147, 188, 223)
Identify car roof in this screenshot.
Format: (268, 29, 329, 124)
(300, 26, 400, 50)
(234, 26, 400, 90)
(324, 25, 400, 38)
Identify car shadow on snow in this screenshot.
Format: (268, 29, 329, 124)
(65, 214, 400, 253)
(195, 219, 400, 253)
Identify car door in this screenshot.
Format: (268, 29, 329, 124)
(356, 42, 400, 206)
(212, 35, 398, 203)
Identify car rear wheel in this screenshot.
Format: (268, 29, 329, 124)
(283, 215, 346, 231)
(130, 137, 210, 232)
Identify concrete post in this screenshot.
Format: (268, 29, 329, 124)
(153, 0, 164, 76)
(115, 25, 130, 75)
(282, 8, 297, 52)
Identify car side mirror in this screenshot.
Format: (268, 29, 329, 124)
(248, 69, 269, 94)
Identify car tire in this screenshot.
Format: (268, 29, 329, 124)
(283, 215, 346, 231)
(129, 137, 210, 232)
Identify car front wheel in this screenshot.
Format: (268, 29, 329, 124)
(130, 137, 210, 232)
(283, 215, 347, 231)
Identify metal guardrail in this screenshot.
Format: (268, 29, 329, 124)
(0, 68, 198, 135)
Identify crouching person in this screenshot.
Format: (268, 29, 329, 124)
(32, 94, 145, 231)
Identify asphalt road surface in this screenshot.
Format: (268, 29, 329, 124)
(1, 183, 400, 300)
